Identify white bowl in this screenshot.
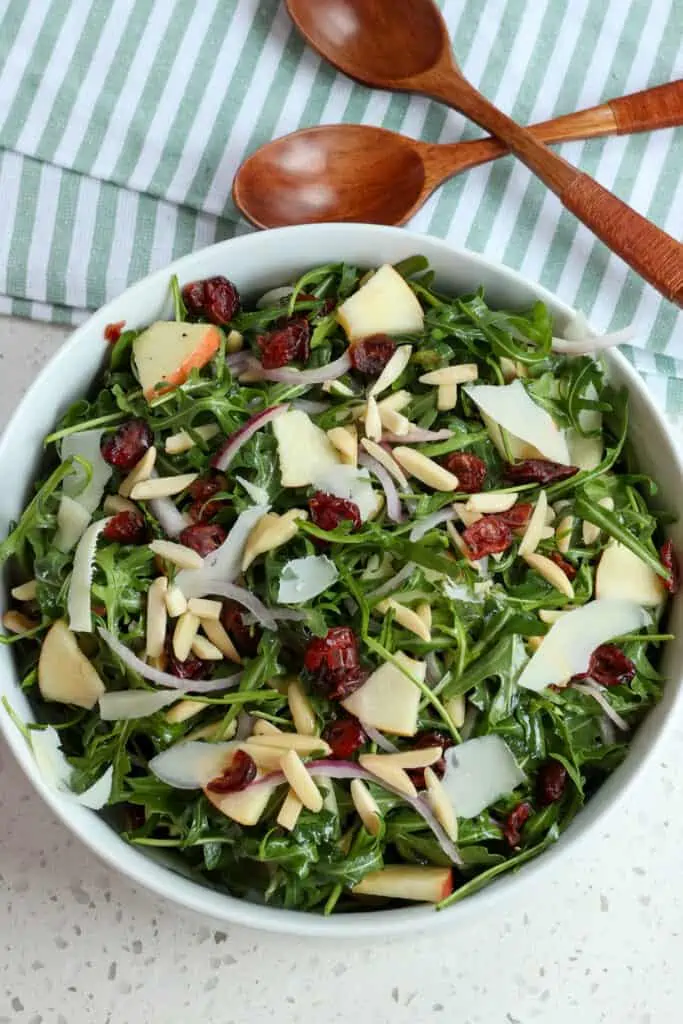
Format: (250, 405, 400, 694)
(1, 224, 682, 938)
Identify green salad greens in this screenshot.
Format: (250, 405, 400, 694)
(1, 256, 676, 915)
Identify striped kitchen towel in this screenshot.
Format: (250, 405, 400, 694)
(0, 0, 681, 405)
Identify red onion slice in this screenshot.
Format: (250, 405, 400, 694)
(212, 405, 289, 472)
(249, 760, 462, 866)
(98, 627, 244, 693)
(570, 681, 629, 732)
(367, 562, 416, 601)
(383, 428, 453, 443)
(409, 507, 457, 542)
(292, 399, 331, 415)
(358, 451, 403, 523)
(173, 578, 277, 631)
(361, 724, 399, 754)
(241, 352, 352, 385)
(149, 497, 190, 538)
(551, 326, 635, 355)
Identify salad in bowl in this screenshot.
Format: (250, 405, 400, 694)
(0, 251, 677, 917)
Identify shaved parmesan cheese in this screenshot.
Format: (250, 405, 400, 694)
(273, 410, 341, 488)
(61, 429, 113, 514)
(31, 726, 113, 809)
(54, 495, 91, 553)
(465, 380, 571, 465)
(99, 689, 183, 721)
(342, 652, 424, 736)
(567, 383, 603, 470)
(149, 740, 237, 789)
(442, 735, 526, 819)
(67, 517, 112, 633)
(517, 599, 647, 692)
(234, 475, 269, 506)
(310, 464, 377, 522)
(175, 505, 269, 593)
(595, 542, 667, 607)
(443, 580, 484, 604)
(257, 285, 294, 309)
(278, 555, 339, 604)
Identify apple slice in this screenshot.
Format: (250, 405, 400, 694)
(595, 541, 667, 606)
(337, 264, 424, 341)
(273, 409, 341, 488)
(38, 619, 106, 710)
(352, 865, 452, 903)
(133, 321, 222, 400)
(341, 652, 424, 736)
(204, 778, 276, 826)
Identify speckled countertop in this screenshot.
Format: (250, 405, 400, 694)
(1, 317, 682, 1024)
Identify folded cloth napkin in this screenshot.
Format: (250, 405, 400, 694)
(0, 0, 681, 405)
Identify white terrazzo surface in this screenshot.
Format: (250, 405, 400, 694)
(1, 316, 683, 1024)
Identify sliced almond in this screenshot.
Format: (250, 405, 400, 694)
(466, 491, 519, 514)
(165, 585, 188, 618)
(358, 754, 417, 798)
(103, 494, 138, 516)
(378, 407, 412, 436)
(393, 447, 459, 492)
(165, 423, 219, 455)
(3, 610, 37, 634)
(538, 608, 571, 624)
(523, 552, 575, 599)
(419, 364, 478, 386)
(287, 680, 317, 737)
(322, 379, 355, 397)
(555, 515, 575, 554)
(363, 747, 442, 771)
(165, 698, 205, 724)
(452, 502, 483, 528)
(173, 610, 200, 662)
(226, 329, 244, 354)
(187, 597, 222, 621)
(201, 618, 241, 664)
(424, 766, 458, 841)
(437, 383, 458, 411)
(377, 390, 412, 414)
(191, 635, 224, 661)
(238, 369, 264, 384)
(119, 446, 157, 498)
(527, 635, 544, 651)
(360, 438, 409, 488)
(149, 539, 203, 570)
(241, 510, 304, 571)
(280, 749, 323, 812)
(364, 394, 382, 442)
(445, 694, 466, 729)
(376, 598, 431, 641)
(500, 357, 518, 382)
(277, 788, 304, 831)
(447, 521, 474, 562)
(518, 490, 548, 557)
(245, 733, 331, 756)
(145, 576, 168, 658)
(327, 425, 358, 467)
(416, 602, 432, 634)
(131, 473, 198, 501)
(10, 580, 37, 602)
(369, 345, 413, 398)
(350, 778, 382, 836)
(253, 719, 281, 736)
(582, 496, 614, 545)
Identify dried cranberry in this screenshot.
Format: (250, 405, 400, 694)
(502, 802, 532, 847)
(166, 648, 207, 681)
(322, 717, 366, 758)
(349, 334, 396, 375)
(257, 317, 310, 369)
(587, 644, 636, 687)
(442, 452, 487, 493)
(661, 539, 679, 594)
(221, 600, 261, 658)
(104, 320, 125, 343)
(206, 750, 257, 794)
(309, 492, 361, 533)
(187, 474, 226, 522)
(100, 419, 153, 471)
(461, 516, 512, 559)
(178, 523, 226, 557)
(102, 509, 146, 544)
(182, 276, 240, 325)
(407, 729, 454, 789)
(304, 627, 367, 700)
(505, 459, 579, 485)
(499, 503, 533, 531)
(123, 804, 146, 831)
(536, 760, 567, 806)
(547, 551, 577, 581)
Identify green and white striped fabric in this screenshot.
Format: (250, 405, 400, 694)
(0, 0, 681, 406)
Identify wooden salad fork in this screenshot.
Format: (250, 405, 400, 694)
(284, 0, 683, 305)
(234, 80, 683, 230)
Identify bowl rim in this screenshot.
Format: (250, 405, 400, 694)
(1, 222, 682, 938)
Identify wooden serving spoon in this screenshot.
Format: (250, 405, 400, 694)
(234, 81, 683, 230)
(285, 0, 683, 305)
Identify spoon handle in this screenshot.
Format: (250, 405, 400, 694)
(425, 74, 683, 305)
(427, 80, 683, 179)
